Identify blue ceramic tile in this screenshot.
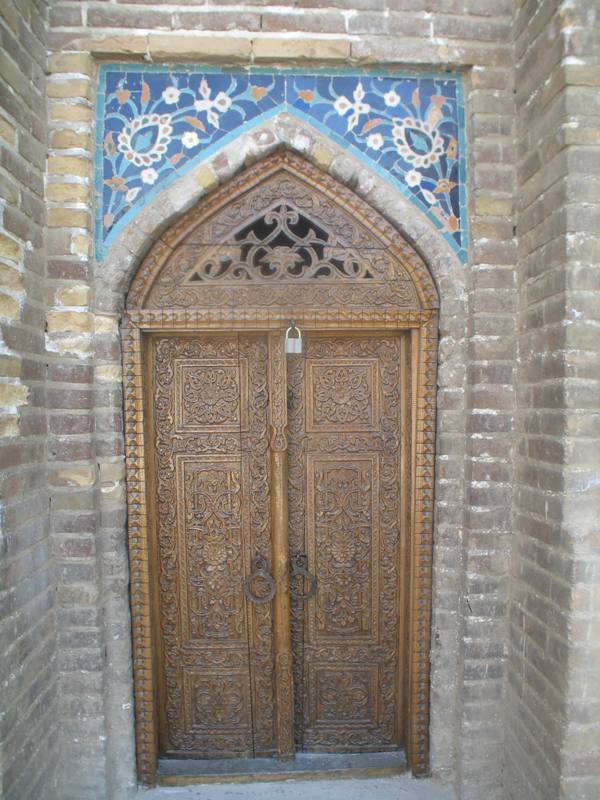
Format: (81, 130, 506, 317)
(96, 66, 467, 262)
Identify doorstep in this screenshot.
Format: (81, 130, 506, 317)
(157, 751, 406, 786)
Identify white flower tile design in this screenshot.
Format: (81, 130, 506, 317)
(97, 68, 467, 262)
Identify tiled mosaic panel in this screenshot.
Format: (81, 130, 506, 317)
(96, 68, 467, 261)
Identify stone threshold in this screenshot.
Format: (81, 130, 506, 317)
(157, 751, 407, 786)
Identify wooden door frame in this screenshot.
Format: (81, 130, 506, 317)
(122, 151, 438, 785)
(122, 307, 437, 785)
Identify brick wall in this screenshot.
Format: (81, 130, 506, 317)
(6, 2, 600, 799)
(457, 34, 516, 800)
(0, 2, 59, 799)
(45, 45, 138, 799)
(508, 1, 600, 798)
(558, 3, 600, 795)
(43, 4, 517, 796)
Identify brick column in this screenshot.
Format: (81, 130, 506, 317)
(0, 2, 59, 799)
(508, 1, 600, 798)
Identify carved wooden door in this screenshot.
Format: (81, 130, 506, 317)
(127, 154, 437, 782)
(150, 334, 277, 758)
(287, 333, 404, 752)
(151, 330, 405, 760)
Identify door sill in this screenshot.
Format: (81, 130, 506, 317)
(157, 751, 407, 786)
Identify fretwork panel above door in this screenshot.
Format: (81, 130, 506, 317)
(288, 334, 405, 751)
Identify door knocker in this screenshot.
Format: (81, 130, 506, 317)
(289, 553, 317, 601)
(243, 554, 276, 604)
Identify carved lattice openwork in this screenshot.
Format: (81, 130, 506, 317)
(127, 151, 437, 313)
(123, 150, 438, 785)
(186, 204, 380, 283)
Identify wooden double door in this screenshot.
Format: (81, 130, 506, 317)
(149, 330, 408, 760)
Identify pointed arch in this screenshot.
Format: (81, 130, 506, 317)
(126, 151, 438, 314)
(122, 149, 438, 785)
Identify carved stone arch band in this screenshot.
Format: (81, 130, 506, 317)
(122, 150, 438, 784)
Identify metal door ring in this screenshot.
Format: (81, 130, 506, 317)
(289, 553, 317, 601)
(243, 555, 276, 604)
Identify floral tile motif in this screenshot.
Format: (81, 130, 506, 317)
(96, 67, 467, 262)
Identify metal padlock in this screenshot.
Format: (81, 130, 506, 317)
(284, 322, 302, 354)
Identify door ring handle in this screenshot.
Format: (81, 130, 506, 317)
(243, 554, 276, 605)
(289, 554, 317, 601)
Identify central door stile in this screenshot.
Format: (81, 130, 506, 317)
(268, 332, 295, 759)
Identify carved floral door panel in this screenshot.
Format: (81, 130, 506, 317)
(150, 334, 276, 758)
(151, 331, 405, 760)
(288, 334, 405, 752)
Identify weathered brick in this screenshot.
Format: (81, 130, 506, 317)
(82, 34, 148, 56)
(93, 315, 119, 335)
(54, 284, 90, 307)
(0, 293, 21, 319)
(0, 114, 17, 145)
(48, 52, 93, 74)
(49, 102, 93, 123)
(46, 182, 91, 203)
(252, 37, 351, 61)
(49, 413, 94, 435)
(71, 232, 90, 257)
(147, 34, 252, 61)
(47, 76, 91, 100)
(47, 155, 91, 177)
(1, 145, 44, 196)
(348, 11, 431, 35)
(0, 233, 21, 260)
(51, 465, 96, 487)
(261, 11, 345, 34)
(87, 7, 172, 28)
(95, 364, 122, 383)
(49, 4, 83, 28)
(0, 1, 19, 33)
(49, 128, 93, 150)
(47, 258, 88, 280)
(177, 10, 261, 30)
(46, 310, 93, 333)
(47, 207, 91, 228)
(0, 381, 29, 407)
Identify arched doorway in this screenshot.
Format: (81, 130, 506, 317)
(122, 150, 439, 785)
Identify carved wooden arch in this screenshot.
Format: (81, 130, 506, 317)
(122, 150, 438, 785)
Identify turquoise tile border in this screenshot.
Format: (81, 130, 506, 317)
(95, 65, 468, 263)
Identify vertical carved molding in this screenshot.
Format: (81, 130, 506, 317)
(122, 318, 157, 786)
(239, 336, 274, 756)
(268, 333, 295, 758)
(268, 332, 288, 455)
(408, 317, 438, 775)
